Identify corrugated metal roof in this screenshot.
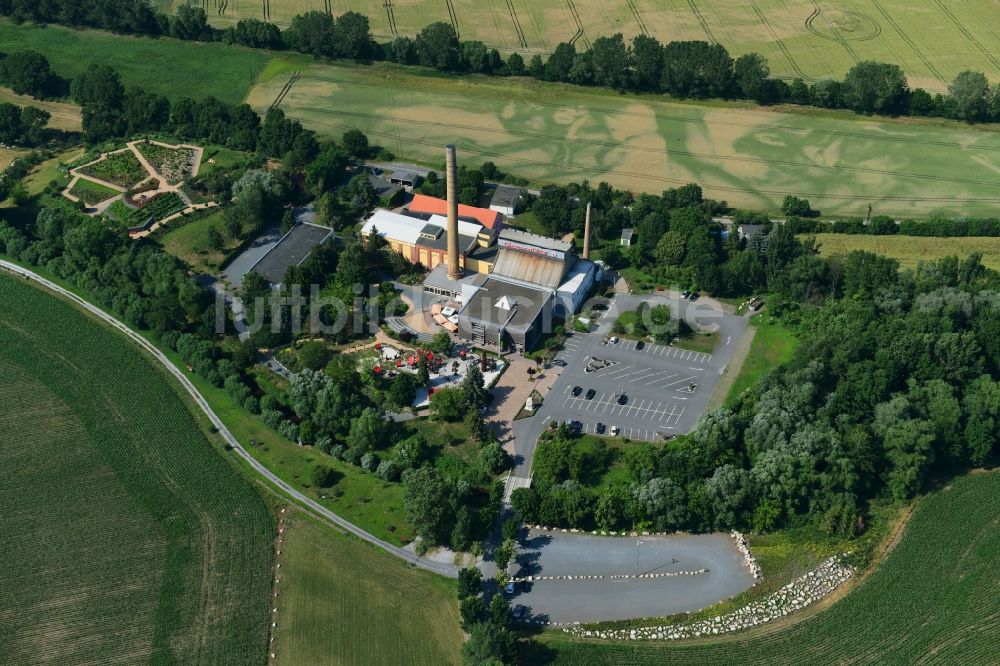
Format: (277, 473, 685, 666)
(492, 248, 565, 289)
(499, 228, 572, 252)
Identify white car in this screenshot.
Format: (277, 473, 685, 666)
(610, 425, 620, 436)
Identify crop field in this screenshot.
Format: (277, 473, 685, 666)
(0, 19, 273, 104)
(808, 233, 1000, 272)
(273, 511, 463, 666)
(539, 468, 1000, 664)
(158, 0, 1000, 90)
(68, 177, 120, 205)
(0, 274, 276, 665)
(78, 150, 149, 188)
(248, 62, 1000, 216)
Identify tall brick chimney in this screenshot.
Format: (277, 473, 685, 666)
(582, 201, 592, 259)
(446, 144, 461, 280)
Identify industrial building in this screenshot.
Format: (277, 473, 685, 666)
(370, 145, 601, 352)
(360, 209, 493, 272)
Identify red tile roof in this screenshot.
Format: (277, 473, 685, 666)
(409, 194, 502, 230)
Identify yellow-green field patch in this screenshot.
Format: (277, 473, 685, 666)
(0, 86, 82, 132)
(809, 233, 1000, 272)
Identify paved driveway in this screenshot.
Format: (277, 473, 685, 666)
(509, 529, 754, 623)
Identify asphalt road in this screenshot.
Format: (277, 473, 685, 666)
(509, 529, 754, 623)
(0, 260, 459, 578)
(508, 292, 748, 483)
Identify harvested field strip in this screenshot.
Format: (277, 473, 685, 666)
(0, 274, 276, 665)
(0, 86, 82, 132)
(540, 469, 1000, 664)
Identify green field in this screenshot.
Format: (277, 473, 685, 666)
(540, 468, 1000, 664)
(725, 314, 798, 404)
(0, 19, 275, 104)
(809, 233, 1000, 272)
(157, 0, 1000, 91)
(273, 511, 463, 666)
(0, 274, 275, 664)
(249, 62, 1000, 216)
(69, 177, 120, 205)
(160, 209, 237, 272)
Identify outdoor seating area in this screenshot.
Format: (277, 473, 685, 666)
(430, 303, 460, 333)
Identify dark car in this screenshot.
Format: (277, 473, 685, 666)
(572, 385, 582, 396)
(595, 422, 606, 434)
(689, 292, 700, 301)
(552, 358, 567, 367)
(636, 340, 646, 350)
(586, 388, 596, 399)
(617, 394, 628, 405)
(571, 420, 582, 433)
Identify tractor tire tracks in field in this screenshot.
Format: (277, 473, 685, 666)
(506, 0, 528, 48)
(626, 0, 649, 36)
(291, 112, 1000, 205)
(281, 101, 1000, 191)
(747, 0, 813, 81)
(687, 0, 716, 44)
(445, 0, 461, 39)
(932, 0, 1000, 73)
(269, 71, 300, 109)
(566, 0, 590, 50)
(805, 5, 859, 65)
(870, 0, 947, 87)
(0, 260, 461, 579)
(383, 0, 398, 35)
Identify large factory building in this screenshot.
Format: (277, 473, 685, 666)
(365, 145, 601, 351)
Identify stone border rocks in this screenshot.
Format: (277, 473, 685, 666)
(731, 530, 761, 580)
(512, 568, 708, 585)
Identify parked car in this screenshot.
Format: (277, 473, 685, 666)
(513, 604, 527, 621)
(609, 336, 619, 344)
(610, 425, 620, 436)
(681, 290, 690, 298)
(572, 385, 582, 396)
(586, 388, 596, 399)
(552, 358, 567, 367)
(570, 420, 583, 433)
(505, 581, 516, 595)
(617, 394, 628, 405)
(595, 422, 606, 434)
(635, 340, 646, 350)
(689, 292, 700, 301)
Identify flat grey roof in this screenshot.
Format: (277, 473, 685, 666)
(621, 228, 634, 240)
(490, 185, 522, 208)
(390, 170, 420, 183)
(460, 277, 551, 331)
(251, 223, 332, 284)
(423, 263, 488, 292)
(499, 228, 572, 253)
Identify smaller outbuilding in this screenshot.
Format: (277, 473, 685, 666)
(620, 228, 635, 246)
(488, 185, 523, 218)
(389, 170, 421, 192)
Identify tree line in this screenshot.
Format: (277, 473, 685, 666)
(4, 2, 1000, 124)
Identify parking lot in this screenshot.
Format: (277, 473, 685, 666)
(508, 529, 754, 623)
(509, 292, 748, 479)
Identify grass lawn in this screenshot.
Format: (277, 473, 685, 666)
(726, 313, 799, 404)
(247, 59, 1000, 217)
(0, 273, 275, 665)
(807, 233, 1000, 272)
(23, 147, 84, 195)
(619, 266, 660, 293)
(539, 469, 1000, 664)
(200, 144, 255, 174)
(159, 209, 236, 272)
(273, 510, 463, 666)
(671, 329, 719, 354)
(69, 177, 120, 205)
(0, 19, 277, 104)
(0, 146, 27, 170)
